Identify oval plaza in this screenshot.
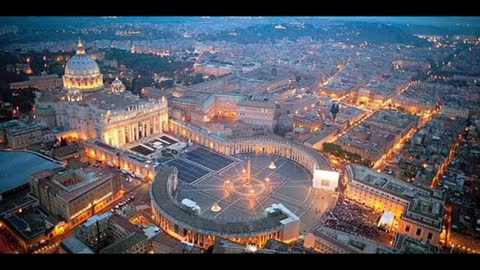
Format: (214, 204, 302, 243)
(150, 122, 339, 248)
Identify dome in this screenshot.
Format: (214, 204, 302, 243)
(111, 77, 125, 93)
(64, 55, 101, 77)
(66, 87, 82, 102)
(63, 40, 103, 91)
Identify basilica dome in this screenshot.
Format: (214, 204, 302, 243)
(63, 40, 104, 91)
(111, 77, 125, 93)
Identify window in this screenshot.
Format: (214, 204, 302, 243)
(427, 232, 433, 240)
(416, 228, 422, 236)
(405, 225, 410, 232)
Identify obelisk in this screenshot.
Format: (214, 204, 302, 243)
(246, 159, 251, 185)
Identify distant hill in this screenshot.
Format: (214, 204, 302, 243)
(199, 21, 429, 46)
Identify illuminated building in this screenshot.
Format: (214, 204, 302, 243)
(35, 86, 168, 148)
(308, 226, 397, 254)
(168, 119, 330, 173)
(74, 212, 112, 249)
(336, 109, 418, 162)
(72, 213, 156, 254)
(171, 93, 276, 132)
(32, 40, 169, 147)
(30, 167, 121, 228)
(392, 232, 439, 253)
(345, 164, 445, 246)
(63, 40, 103, 91)
(193, 63, 232, 76)
(293, 112, 322, 132)
(83, 139, 155, 180)
(1, 119, 55, 149)
(9, 74, 63, 91)
(110, 77, 125, 93)
(53, 91, 168, 146)
(237, 100, 276, 131)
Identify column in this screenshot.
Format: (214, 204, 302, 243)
(130, 124, 134, 143)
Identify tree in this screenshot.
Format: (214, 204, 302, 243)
(191, 73, 204, 85)
(322, 142, 342, 155)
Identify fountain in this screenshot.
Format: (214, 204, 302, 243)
(268, 161, 277, 170)
(211, 202, 222, 212)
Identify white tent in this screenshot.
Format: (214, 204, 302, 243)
(378, 211, 395, 230)
(312, 169, 339, 191)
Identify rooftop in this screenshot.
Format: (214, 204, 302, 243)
(3, 206, 48, 241)
(57, 168, 115, 202)
(100, 232, 147, 254)
(0, 150, 63, 194)
(238, 99, 276, 109)
(392, 233, 439, 254)
(313, 226, 397, 254)
(348, 164, 440, 201)
(2, 119, 47, 136)
(82, 90, 146, 111)
(60, 236, 95, 254)
(151, 233, 183, 254)
(83, 212, 113, 227)
(348, 164, 445, 230)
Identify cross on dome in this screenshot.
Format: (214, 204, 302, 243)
(76, 39, 85, 55)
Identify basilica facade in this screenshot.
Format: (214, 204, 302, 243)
(36, 40, 169, 148)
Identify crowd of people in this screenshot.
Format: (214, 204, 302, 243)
(324, 196, 391, 244)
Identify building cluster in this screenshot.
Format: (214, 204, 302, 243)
(394, 81, 480, 118)
(9, 74, 63, 91)
(436, 115, 480, 253)
(60, 212, 166, 254)
(448, 206, 480, 253)
(304, 226, 397, 254)
(334, 109, 419, 163)
(355, 71, 416, 108)
(0, 118, 56, 149)
(3, 20, 480, 254)
(30, 167, 121, 228)
(293, 101, 366, 149)
(193, 62, 233, 76)
(345, 164, 446, 246)
(392, 115, 466, 187)
(170, 92, 277, 133)
(299, 225, 439, 254)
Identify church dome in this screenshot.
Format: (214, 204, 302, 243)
(63, 40, 103, 91)
(111, 77, 125, 93)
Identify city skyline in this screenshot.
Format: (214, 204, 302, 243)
(0, 16, 479, 255)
